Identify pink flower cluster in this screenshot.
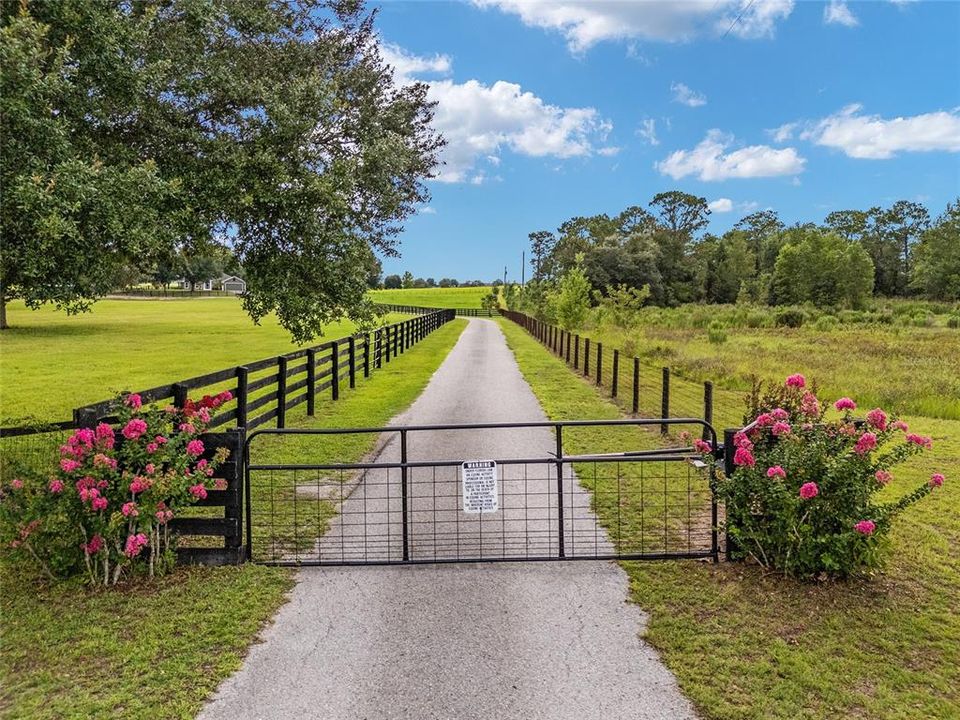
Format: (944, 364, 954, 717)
(785, 374, 806, 388)
(866, 408, 888, 431)
(854, 432, 877, 456)
(155, 502, 174, 524)
(693, 439, 712, 454)
(83, 534, 104, 555)
(799, 482, 819, 500)
(186, 439, 205, 457)
(834, 397, 856, 412)
(854, 520, 875, 535)
(188, 483, 208, 500)
(766, 466, 786, 479)
(122, 418, 148, 440)
(929, 473, 945, 488)
(906, 433, 933, 449)
(124, 533, 149, 558)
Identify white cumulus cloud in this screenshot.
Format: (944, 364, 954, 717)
(656, 130, 806, 181)
(708, 198, 734, 212)
(382, 45, 612, 183)
(671, 82, 707, 107)
(472, 0, 794, 53)
(800, 104, 960, 159)
(824, 1, 859, 27)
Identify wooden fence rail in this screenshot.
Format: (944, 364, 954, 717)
(500, 309, 714, 433)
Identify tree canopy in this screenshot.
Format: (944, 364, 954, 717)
(1, 0, 443, 338)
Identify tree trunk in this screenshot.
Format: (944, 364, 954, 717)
(0, 294, 7, 330)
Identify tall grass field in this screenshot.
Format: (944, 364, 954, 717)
(370, 286, 492, 308)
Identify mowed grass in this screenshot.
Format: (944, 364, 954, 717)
(498, 319, 960, 720)
(0, 319, 467, 720)
(371, 286, 492, 308)
(0, 298, 368, 421)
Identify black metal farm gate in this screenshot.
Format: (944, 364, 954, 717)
(244, 418, 720, 566)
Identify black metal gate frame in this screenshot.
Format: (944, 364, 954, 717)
(244, 418, 720, 566)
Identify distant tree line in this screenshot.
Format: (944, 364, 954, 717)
(514, 191, 959, 319)
(380, 273, 492, 290)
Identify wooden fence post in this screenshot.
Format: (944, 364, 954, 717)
(236, 367, 249, 428)
(385, 327, 391, 364)
(331, 342, 339, 401)
(660, 367, 670, 435)
(596, 343, 603, 386)
(632, 358, 640, 415)
(306, 349, 316, 416)
(363, 334, 371, 378)
(276, 357, 287, 428)
(574, 335, 580, 370)
(703, 381, 714, 440)
(584, 338, 591, 376)
(348, 337, 356, 389)
(173, 382, 188, 410)
(565, 332, 571, 363)
(612, 349, 619, 398)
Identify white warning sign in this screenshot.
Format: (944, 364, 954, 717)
(461, 460, 498, 514)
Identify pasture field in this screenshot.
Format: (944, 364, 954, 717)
(371, 286, 492, 308)
(585, 304, 960, 421)
(498, 318, 960, 720)
(0, 298, 373, 421)
(0, 320, 468, 720)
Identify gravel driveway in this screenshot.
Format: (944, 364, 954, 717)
(199, 319, 697, 720)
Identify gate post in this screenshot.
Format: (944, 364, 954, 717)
(306, 349, 316, 416)
(584, 339, 590, 377)
(632, 358, 640, 415)
(703, 381, 713, 440)
(574, 335, 580, 370)
(723, 428, 741, 561)
(596, 343, 603, 386)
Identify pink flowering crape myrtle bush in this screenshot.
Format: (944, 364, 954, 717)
(0, 391, 232, 585)
(699, 375, 945, 579)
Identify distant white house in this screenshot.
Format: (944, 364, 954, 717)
(176, 274, 247, 293)
(217, 274, 247, 294)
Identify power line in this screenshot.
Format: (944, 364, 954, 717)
(722, 0, 756, 39)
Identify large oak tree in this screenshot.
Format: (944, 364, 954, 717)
(1, 0, 442, 339)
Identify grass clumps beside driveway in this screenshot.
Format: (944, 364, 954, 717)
(497, 319, 960, 720)
(0, 565, 294, 720)
(0, 320, 468, 720)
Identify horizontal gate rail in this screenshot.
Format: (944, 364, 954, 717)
(244, 418, 720, 567)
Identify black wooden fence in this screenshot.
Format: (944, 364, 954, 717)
(375, 303, 499, 317)
(500, 310, 714, 435)
(69, 309, 455, 431)
(1, 309, 455, 565)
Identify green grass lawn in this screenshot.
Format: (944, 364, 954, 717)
(498, 318, 960, 720)
(0, 298, 367, 421)
(371, 286, 492, 308)
(0, 318, 467, 720)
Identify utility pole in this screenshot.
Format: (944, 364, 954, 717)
(503, 265, 507, 286)
(521, 251, 525, 287)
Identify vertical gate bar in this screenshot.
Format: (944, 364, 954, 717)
(276, 357, 287, 428)
(306, 349, 316, 416)
(348, 337, 356, 389)
(363, 333, 370, 378)
(612, 349, 619, 398)
(331, 342, 339, 401)
(703, 381, 714, 440)
(555, 424, 565, 558)
(400, 429, 409, 562)
(632, 357, 640, 415)
(584, 339, 590, 376)
(236, 367, 249, 428)
(596, 343, 603, 386)
(660, 367, 670, 435)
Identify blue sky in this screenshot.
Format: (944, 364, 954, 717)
(373, 0, 960, 281)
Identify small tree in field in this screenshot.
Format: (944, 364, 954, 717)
(549, 256, 592, 331)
